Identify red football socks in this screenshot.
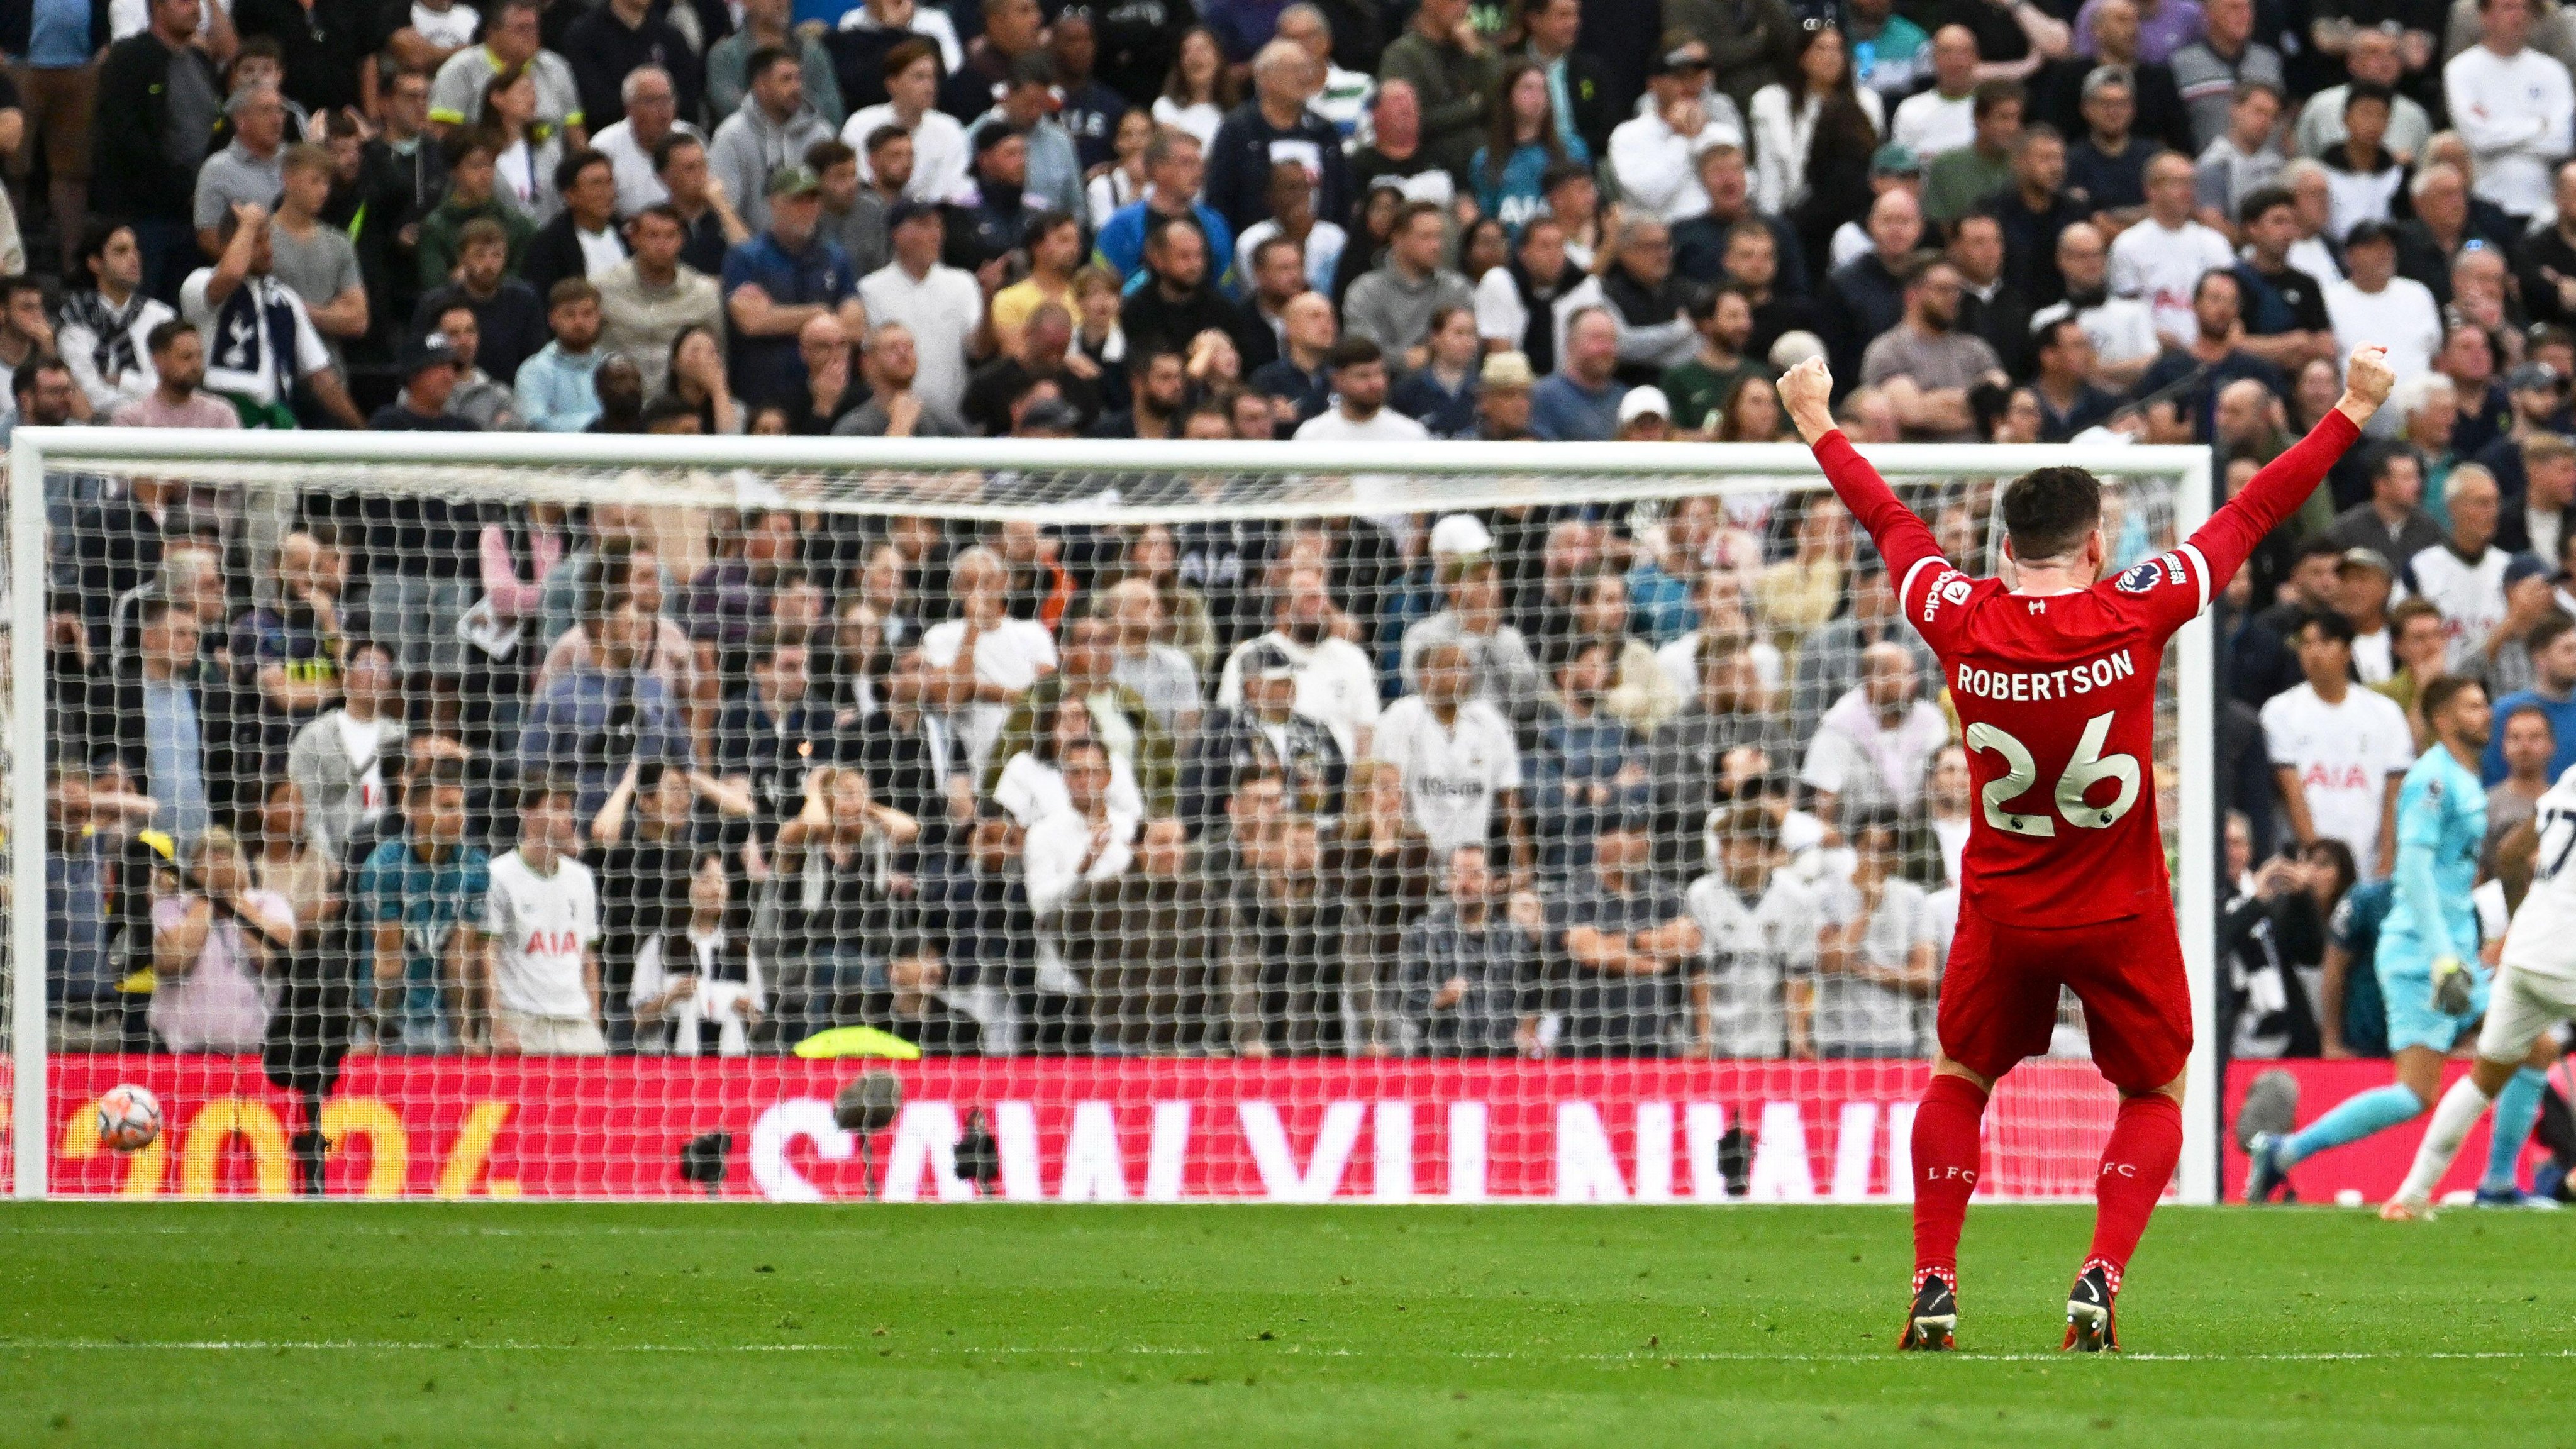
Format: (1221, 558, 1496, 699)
(1911, 1074, 1991, 1281)
(2085, 1092, 2183, 1284)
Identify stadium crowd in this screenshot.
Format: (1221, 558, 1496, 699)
(18, 0, 2576, 1063)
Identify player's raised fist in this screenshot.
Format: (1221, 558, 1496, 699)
(1777, 357, 1836, 443)
(2335, 345, 2394, 425)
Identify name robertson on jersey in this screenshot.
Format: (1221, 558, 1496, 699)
(1953, 650, 2138, 702)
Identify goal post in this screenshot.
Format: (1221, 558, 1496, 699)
(4, 425, 2216, 1204)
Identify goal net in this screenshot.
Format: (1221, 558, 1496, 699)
(3, 429, 2216, 1204)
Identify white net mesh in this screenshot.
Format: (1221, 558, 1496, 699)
(8, 435, 2206, 1201)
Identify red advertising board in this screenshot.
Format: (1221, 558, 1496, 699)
(2220, 1060, 2547, 1204)
(26, 1055, 2126, 1202)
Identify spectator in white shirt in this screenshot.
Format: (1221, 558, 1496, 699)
(480, 781, 605, 1054)
(629, 850, 765, 1056)
(921, 545, 1058, 779)
(1373, 638, 1530, 872)
(1216, 563, 1384, 759)
(1607, 37, 1743, 223)
(2325, 219, 2444, 383)
(1799, 642, 1951, 824)
(1293, 335, 1433, 445)
(2109, 149, 2240, 348)
(590, 65, 699, 215)
(2028, 220, 2161, 391)
(2260, 610, 2413, 877)
(1890, 25, 1981, 158)
(844, 37, 973, 204)
(2408, 464, 2516, 674)
(857, 199, 985, 416)
(1023, 737, 1140, 1036)
(2444, 0, 2575, 221)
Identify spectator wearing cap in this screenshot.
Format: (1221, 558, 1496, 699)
(1609, 37, 1743, 224)
(521, 150, 630, 301)
(1183, 643, 1346, 836)
(835, 319, 970, 437)
(840, 39, 970, 207)
(1823, 188, 1920, 377)
(1206, 40, 1352, 236)
(562, 0, 702, 136)
(2168, 0, 2284, 148)
(1342, 200, 1475, 367)
(514, 277, 606, 431)
(426, 300, 529, 429)
(2326, 445, 2445, 565)
(2483, 551, 2569, 699)
(1248, 289, 1336, 428)
(1401, 519, 1551, 716)
(1530, 305, 1626, 441)
(972, 54, 1082, 225)
(1614, 386, 1671, 441)
(728, 162, 868, 409)
(591, 66, 703, 218)
(370, 330, 480, 433)
(2409, 464, 2517, 674)
(1467, 349, 1537, 440)
(1923, 82, 2024, 225)
(1118, 212, 1257, 362)
(2445, 0, 2574, 223)
(1825, 142, 1923, 272)
(1890, 25, 1981, 158)
(1596, 214, 1697, 387)
(1377, 0, 1504, 180)
(1293, 335, 1432, 448)
(710, 46, 840, 238)
(2111, 150, 2237, 348)
(595, 204, 723, 400)
(2067, 67, 2152, 222)
(2479, 358, 2573, 502)
(1859, 254, 2005, 443)
(2485, 609, 2576, 782)
(2325, 219, 2441, 384)
(711, 0, 843, 134)
(2324, 547, 2399, 687)
(942, 123, 1043, 276)
(1093, 126, 1234, 290)
(2501, 430, 2576, 559)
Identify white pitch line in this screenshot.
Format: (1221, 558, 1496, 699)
(4, 1340, 2572, 1364)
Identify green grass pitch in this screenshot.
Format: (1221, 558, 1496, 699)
(3, 1203, 2573, 1446)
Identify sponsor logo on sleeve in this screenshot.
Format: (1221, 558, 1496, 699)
(2115, 560, 2164, 594)
(1922, 570, 1973, 621)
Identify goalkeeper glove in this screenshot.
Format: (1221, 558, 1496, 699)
(2429, 956, 2474, 1017)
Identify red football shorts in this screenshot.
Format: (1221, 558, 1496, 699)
(1938, 909, 2192, 1094)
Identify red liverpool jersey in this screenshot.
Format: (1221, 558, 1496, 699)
(1811, 411, 2362, 928)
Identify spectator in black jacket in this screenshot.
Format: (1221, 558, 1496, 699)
(92, 0, 218, 300)
(1119, 213, 1257, 361)
(352, 68, 448, 332)
(520, 149, 628, 300)
(1204, 40, 1353, 236)
(411, 217, 550, 383)
(562, 0, 702, 135)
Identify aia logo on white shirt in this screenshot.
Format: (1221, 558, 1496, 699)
(520, 929, 582, 956)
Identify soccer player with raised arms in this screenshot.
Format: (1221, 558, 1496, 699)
(1777, 340, 2392, 1352)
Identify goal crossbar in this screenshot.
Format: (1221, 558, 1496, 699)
(3, 427, 2217, 1204)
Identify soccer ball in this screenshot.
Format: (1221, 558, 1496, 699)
(96, 1085, 162, 1153)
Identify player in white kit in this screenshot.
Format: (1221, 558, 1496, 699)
(2381, 765, 2576, 1219)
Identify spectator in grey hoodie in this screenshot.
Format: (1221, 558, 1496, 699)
(707, 47, 838, 236)
(1340, 199, 1475, 367)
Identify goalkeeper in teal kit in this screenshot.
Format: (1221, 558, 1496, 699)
(2240, 675, 2544, 1202)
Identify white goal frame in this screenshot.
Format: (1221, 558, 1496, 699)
(4, 426, 2218, 1204)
